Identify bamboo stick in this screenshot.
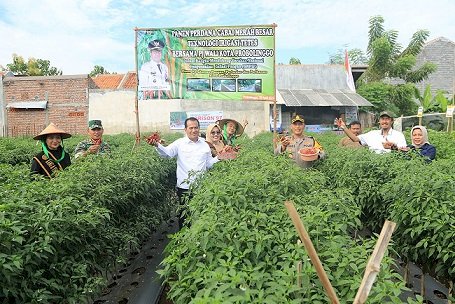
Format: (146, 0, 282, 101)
(420, 271, 425, 298)
(403, 260, 408, 286)
(297, 240, 303, 288)
(284, 201, 340, 304)
(134, 28, 141, 144)
(272, 23, 278, 150)
(448, 280, 453, 304)
(353, 220, 396, 304)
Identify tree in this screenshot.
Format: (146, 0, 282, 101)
(6, 54, 28, 75)
(36, 59, 62, 76)
(357, 16, 437, 115)
(5, 54, 62, 76)
(363, 15, 436, 83)
(89, 65, 110, 77)
(289, 57, 301, 65)
(328, 48, 368, 65)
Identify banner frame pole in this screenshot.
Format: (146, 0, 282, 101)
(134, 27, 141, 144)
(272, 23, 278, 149)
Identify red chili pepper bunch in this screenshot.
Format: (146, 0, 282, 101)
(299, 147, 318, 155)
(145, 132, 161, 142)
(219, 145, 238, 160)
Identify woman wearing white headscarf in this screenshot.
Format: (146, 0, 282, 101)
(401, 125, 436, 161)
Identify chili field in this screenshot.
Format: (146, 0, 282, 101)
(0, 134, 178, 303)
(159, 131, 455, 303)
(1, 130, 454, 303)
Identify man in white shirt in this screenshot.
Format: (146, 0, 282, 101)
(336, 111, 406, 153)
(146, 117, 219, 228)
(138, 39, 171, 98)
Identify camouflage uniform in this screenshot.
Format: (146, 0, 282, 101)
(74, 139, 111, 159)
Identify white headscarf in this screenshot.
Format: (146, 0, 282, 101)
(411, 125, 430, 148)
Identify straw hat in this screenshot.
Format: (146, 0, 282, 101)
(217, 118, 244, 136)
(33, 123, 72, 140)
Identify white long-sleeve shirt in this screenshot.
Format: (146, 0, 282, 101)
(358, 129, 407, 153)
(156, 136, 218, 189)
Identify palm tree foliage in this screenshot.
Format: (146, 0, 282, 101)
(358, 16, 437, 115)
(363, 16, 436, 83)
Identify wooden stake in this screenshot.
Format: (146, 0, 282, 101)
(353, 220, 396, 304)
(403, 260, 408, 286)
(420, 271, 425, 298)
(297, 240, 303, 288)
(448, 280, 453, 304)
(296, 260, 302, 288)
(284, 201, 340, 304)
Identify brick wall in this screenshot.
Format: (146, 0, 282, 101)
(3, 75, 89, 137)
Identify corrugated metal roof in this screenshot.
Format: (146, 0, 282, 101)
(278, 89, 372, 107)
(276, 65, 373, 107)
(277, 65, 350, 90)
(6, 100, 47, 109)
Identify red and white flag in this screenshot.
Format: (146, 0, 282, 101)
(344, 49, 356, 92)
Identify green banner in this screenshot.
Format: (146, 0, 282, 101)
(136, 25, 275, 101)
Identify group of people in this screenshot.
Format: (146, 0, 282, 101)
(30, 111, 436, 228)
(30, 120, 110, 178)
(145, 117, 246, 229)
(337, 111, 436, 161)
(205, 118, 248, 156)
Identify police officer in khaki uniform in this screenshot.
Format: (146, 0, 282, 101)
(274, 115, 325, 168)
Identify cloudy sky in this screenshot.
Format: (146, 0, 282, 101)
(0, 0, 454, 75)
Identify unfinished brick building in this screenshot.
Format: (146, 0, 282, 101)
(2, 75, 93, 137)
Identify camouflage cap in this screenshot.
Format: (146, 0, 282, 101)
(88, 120, 103, 130)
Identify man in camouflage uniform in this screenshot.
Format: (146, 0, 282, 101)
(74, 120, 111, 159)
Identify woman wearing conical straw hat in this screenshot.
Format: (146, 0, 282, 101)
(31, 123, 72, 178)
(217, 118, 248, 146)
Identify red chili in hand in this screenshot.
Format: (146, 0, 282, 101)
(144, 132, 161, 142)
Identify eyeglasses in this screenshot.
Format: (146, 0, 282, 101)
(211, 131, 221, 135)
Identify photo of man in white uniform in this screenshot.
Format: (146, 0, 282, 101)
(139, 39, 171, 96)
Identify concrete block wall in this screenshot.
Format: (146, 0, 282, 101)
(89, 89, 270, 137)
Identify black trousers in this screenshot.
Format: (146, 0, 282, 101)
(176, 187, 192, 229)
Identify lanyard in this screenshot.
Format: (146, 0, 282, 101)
(41, 141, 65, 163)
